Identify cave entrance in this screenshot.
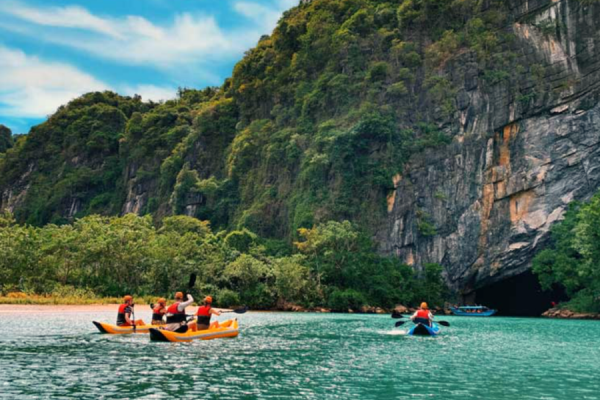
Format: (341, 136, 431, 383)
(473, 270, 567, 316)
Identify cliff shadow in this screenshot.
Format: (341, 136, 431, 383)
(474, 270, 567, 317)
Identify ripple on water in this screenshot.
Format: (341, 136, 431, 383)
(1, 312, 600, 399)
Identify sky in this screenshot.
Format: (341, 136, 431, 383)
(0, 0, 298, 134)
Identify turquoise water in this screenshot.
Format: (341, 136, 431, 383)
(1, 311, 600, 399)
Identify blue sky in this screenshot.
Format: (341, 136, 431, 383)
(0, 0, 297, 134)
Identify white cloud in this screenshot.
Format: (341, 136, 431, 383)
(3, 2, 121, 38)
(0, 46, 109, 118)
(122, 85, 176, 103)
(0, 1, 298, 72)
(0, 0, 301, 128)
(234, 0, 298, 31)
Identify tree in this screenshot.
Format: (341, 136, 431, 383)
(533, 195, 600, 312)
(0, 125, 12, 153)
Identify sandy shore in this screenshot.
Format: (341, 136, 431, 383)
(0, 304, 119, 314)
(0, 304, 231, 314)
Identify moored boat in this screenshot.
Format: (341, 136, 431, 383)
(149, 318, 239, 342)
(408, 322, 440, 336)
(450, 305, 497, 316)
(93, 321, 154, 334)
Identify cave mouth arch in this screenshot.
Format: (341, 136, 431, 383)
(472, 270, 568, 317)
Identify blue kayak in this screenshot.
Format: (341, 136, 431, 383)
(408, 322, 440, 336)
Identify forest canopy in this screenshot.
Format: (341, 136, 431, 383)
(0, 213, 446, 310)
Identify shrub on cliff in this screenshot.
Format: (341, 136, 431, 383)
(533, 195, 600, 313)
(0, 125, 12, 153)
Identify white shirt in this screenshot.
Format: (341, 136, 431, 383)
(177, 294, 194, 312)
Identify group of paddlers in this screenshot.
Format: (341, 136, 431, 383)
(117, 292, 220, 333)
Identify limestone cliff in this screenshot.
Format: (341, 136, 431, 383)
(382, 0, 600, 295)
(2, 0, 600, 299)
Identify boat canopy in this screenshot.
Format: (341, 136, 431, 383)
(455, 305, 489, 309)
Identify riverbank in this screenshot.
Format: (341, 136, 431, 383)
(0, 293, 148, 306)
(0, 304, 234, 314)
(542, 307, 600, 320)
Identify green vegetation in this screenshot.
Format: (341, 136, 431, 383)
(0, 0, 519, 240)
(0, 0, 529, 308)
(0, 125, 12, 153)
(533, 193, 600, 313)
(0, 213, 446, 310)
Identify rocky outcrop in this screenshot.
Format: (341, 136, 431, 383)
(542, 307, 600, 319)
(381, 0, 600, 296)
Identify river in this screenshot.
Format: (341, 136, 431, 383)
(1, 310, 599, 399)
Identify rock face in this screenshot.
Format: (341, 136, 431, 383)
(381, 0, 600, 296)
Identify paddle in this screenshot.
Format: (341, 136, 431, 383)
(391, 310, 404, 319)
(220, 305, 249, 314)
(186, 273, 197, 298)
(184, 306, 248, 318)
(131, 303, 137, 333)
(394, 320, 451, 328)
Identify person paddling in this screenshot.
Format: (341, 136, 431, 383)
(194, 296, 221, 331)
(116, 295, 144, 327)
(151, 298, 167, 326)
(163, 292, 194, 333)
(411, 302, 434, 327)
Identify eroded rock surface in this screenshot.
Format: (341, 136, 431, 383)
(381, 0, 600, 296)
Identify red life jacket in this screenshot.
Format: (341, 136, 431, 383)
(152, 305, 165, 321)
(167, 302, 184, 315)
(196, 305, 211, 317)
(166, 302, 186, 324)
(116, 303, 132, 326)
(416, 309, 430, 319)
(196, 305, 212, 326)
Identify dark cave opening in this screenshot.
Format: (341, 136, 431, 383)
(473, 270, 568, 316)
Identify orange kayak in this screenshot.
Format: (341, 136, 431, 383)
(149, 318, 239, 342)
(92, 321, 153, 334)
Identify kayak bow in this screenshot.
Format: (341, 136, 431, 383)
(408, 322, 440, 336)
(93, 321, 153, 334)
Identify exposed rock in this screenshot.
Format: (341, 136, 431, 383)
(542, 307, 600, 319)
(380, 0, 600, 297)
(359, 305, 389, 314)
(277, 301, 306, 312)
(394, 305, 409, 314)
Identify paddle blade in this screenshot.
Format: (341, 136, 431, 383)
(394, 320, 406, 327)
(149, 303, 154, 310)
(188, 273, 197, 289)
(233, 306, 248, 314)
(391, 311, 404, 319)
(437, 321, 450, 327)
